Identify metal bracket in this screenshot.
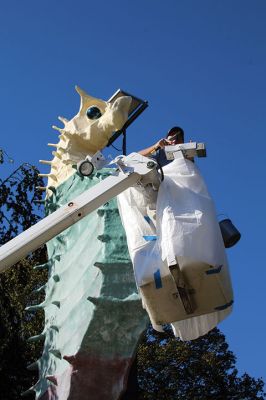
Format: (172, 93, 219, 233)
(77, 151, 108, 177)
(165, 142, 207, 160)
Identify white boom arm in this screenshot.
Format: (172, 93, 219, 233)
(0, 153, 159, 273)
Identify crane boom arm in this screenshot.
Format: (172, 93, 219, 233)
(0, 153, 157, 273)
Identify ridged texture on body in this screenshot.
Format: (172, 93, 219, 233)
(30, 169, 148, 400)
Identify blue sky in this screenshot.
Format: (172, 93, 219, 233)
(1, 0, 266, 385)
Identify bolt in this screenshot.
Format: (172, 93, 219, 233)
(147, 161, 155, 169)
(68, 202, 74, 207)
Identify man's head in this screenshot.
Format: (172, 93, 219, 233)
(166, 126, 184, 144)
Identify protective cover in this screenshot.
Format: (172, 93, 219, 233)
(117, 154, 233, 341)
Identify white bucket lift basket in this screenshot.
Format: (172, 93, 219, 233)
(117, 152, 233, 341)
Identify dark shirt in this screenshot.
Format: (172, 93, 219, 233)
(151, 148, 172, 167)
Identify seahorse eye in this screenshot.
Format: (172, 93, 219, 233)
(86, 106, 102, 120)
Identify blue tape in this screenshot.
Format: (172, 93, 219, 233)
(143, 235, 157, 241)
(154, 269, 163, 289)
(215, 300, 234, 311)
(206, 264, 223, 275)
(144, 215, 151, 224)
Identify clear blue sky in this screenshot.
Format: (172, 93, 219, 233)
(1, 0, 266, 385)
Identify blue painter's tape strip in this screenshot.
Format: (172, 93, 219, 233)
(206, 264, 223, 275)
(144, 215, 151, 224)
(154, 269, 163, 289)
(143, 235, 157, 241)
(215, 300, 234, 311)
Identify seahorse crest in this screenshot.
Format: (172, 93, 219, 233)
(41, 86, 132, 191)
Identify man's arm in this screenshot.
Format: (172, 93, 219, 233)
(138, 138, 168, 156)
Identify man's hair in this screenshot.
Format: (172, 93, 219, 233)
(166, 126, 184, 141)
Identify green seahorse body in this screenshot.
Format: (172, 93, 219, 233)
(23, 87, 148, 399)
(34, 169, 148, 399)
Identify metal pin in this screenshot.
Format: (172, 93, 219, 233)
(58, 116, 69, 124)
(52, 125, 63, 133)
(39, 160, 53, 165)
(52, 151, 62, 159)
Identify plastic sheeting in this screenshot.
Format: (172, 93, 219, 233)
(117, 154, 233, 341)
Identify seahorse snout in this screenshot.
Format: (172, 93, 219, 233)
(107, 95, 132, 131)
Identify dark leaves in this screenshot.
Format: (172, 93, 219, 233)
(0, 163, 47, 399)
(137, 325, 265, 399)
(0, 163, 44, 244)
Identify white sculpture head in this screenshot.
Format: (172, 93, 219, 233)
(64, 86, 132, 154)
(41, 86, 132, 190)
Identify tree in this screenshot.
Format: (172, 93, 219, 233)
(0, 162, 43, 243)
(0, 159, 47, 399)
(137, 325, 265, 400)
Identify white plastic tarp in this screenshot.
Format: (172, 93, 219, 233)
(117, 155, 233, 340)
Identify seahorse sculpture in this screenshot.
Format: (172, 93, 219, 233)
(24, 86, 234, 399)
(26, 86, 149, 400)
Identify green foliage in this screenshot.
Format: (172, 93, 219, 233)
(0, 163, 44, 244)
(137, 325, 265, 399)
(0, 162, 47, 399)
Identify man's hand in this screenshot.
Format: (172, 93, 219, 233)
(154, 138, 170, 150)
(138, 138, 171, 157)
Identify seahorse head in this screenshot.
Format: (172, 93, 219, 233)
(64, 86, 132, 153)
(40, 86, 132, 191)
